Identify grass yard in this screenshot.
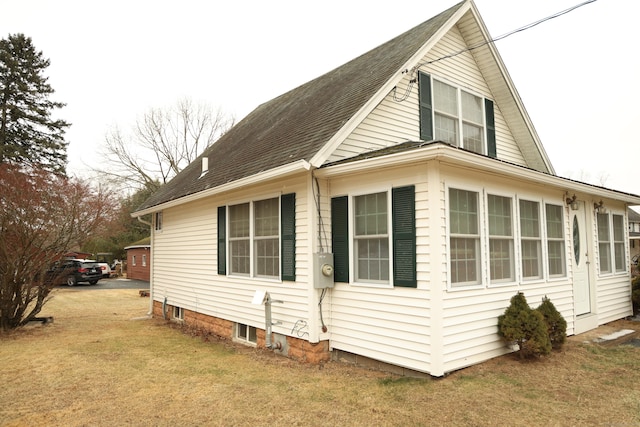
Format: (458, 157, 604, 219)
(1, 288, 639, 427)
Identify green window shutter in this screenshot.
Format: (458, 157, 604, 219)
(485, 98, 496, 158)
(281, 193, 296, 281)
(217, 206, 226, 275)
(392, 186, 416, 287)
(331, 196, 349, 283)
(418, 72, 433, 141)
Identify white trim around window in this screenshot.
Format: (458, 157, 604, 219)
(596, 211, 627, 275)
(446, 184, 568, 291)
(432, 77, 488, 155)
(350, 188, 393, 288)
(227, 195, 281, 280)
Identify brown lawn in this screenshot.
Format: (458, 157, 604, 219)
(1, 288, 639, 427)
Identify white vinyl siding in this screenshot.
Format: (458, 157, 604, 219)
(151, 177, 312, 343)
(327, 25, 526, 167)
(329, 165, 432, 374)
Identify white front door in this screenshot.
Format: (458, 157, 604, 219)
(572, 201, 592, 316)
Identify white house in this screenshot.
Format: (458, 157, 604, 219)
(133, 0, 640, 377)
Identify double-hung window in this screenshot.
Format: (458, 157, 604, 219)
(597, 213, 626, 274)
(354, 192, 389, 283)
(488, 194, 514, 283)
(218, 194, 295, 281)
(229, 203, 251, 275)
(613, 215, 625, 272)
(419, 72, 496, 157)
(254, 198, 280, 277)
(449, 188, 481, 286)
(229, 198, 279, 278)
(597, 213, 612, 274)
(447, 191, 567, 288)
(520, 200, 542, 280)
(545, 204, 566, 277)
(331, 186, 416, 287)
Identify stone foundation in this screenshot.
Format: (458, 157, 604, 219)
(152, 300, 330, 364)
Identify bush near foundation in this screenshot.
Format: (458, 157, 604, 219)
(632, 276, 640, 315)
(498, 292, 552, 359)
(536, 296, 567, 350)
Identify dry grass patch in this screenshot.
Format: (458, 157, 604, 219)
(1, 288, 639, 426)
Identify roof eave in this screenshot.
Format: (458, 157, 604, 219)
(131, 160, 312, 217)
(315, 143, 640, 205)
(310, 2, 471, 168)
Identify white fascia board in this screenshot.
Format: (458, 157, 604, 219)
(315, 144, 640, 205)
(309, 2, 472, 168)
(466, 2, 555, 174)
(131, 160, 311, 217)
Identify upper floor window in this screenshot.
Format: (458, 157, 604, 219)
(419, 72, 496, 158)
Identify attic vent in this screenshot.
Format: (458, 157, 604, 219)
(199, 157, 209, 178)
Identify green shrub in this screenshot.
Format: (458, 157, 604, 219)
(498, 292, 551, 359)
(536, 296, 567, 350)
(632, 276, 640, 315)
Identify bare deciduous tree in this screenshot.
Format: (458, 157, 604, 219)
(0, 164, 118, 331)
(96, 98, 234, 191)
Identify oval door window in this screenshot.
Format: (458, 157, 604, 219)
(573, 215, 580, 265)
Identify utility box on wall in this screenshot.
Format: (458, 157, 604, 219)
(313, 253, 334, 289)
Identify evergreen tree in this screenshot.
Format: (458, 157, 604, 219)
(0, 33, 69, 175)
(498, 292, 551, 359)
(537, 296, 567, 350)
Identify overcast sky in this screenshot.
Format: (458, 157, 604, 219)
(2, 0, 638, 196)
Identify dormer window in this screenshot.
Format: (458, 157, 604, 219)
(419, 71, 496, 158)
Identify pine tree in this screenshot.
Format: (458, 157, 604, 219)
(0, 34, 69, 175)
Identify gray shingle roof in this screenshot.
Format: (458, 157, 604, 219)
(135, 2, 464, 212)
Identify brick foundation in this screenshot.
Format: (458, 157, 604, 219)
(152, 300, 330, 364)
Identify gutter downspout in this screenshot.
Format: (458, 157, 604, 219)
(137, 216, 154, 316)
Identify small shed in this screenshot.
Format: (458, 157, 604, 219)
(124, 237, 151, 281)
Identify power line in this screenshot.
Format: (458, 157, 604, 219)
(420, 0, 598, 68)
(393, 0, 598, 101)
